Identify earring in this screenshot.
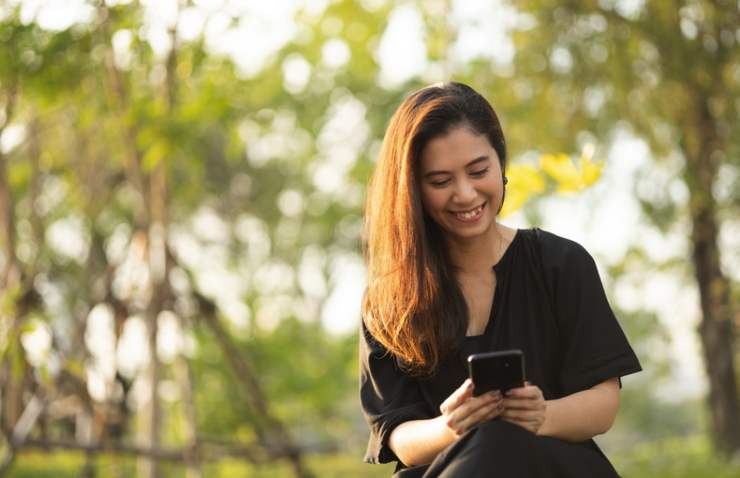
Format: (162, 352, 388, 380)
(502, 176, 508, 185)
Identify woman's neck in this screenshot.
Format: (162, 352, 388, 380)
(447, 223, 514, 274)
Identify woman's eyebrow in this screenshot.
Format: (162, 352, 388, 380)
(423, 156, 490, 178)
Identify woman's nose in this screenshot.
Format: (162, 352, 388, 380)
(452, 178, 477, 203)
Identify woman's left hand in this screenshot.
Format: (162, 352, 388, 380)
(501, 382, 546, 434)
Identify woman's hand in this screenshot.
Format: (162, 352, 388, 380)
(501, 381, 546, 434)
(439, 379, 503, 438)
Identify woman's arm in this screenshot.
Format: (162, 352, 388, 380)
(501, 378, 620, 442)
(389, 379, 503, 466)
(393, 377, 620, 465)
(388, 415, 454, 467)
(539, 377, 620, 441)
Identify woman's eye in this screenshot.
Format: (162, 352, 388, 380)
(430, 179, 450, 187)
(470, 168, 489, 177)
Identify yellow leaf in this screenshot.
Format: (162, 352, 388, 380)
(541, 152, 603, 192)
(579, 156, 603, 187)
(507, 164, 545, 193)
(499, 187, 528, 218)
(499, 152, 603, 216)
(540, 154, 581, 192)
(499, 164, 545, 217)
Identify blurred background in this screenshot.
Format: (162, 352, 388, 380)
(0, 0, 739, 476)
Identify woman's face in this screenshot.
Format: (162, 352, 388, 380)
(418, 126, 504, 242)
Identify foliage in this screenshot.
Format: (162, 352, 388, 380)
(1, 0, 737, 474)
(9, 435, 740, 478)
(611, 435, 740, 478)
(499, 150, 602, 217)
(506, 0, 740, 454)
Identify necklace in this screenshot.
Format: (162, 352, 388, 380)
(492, 227, 507, 269)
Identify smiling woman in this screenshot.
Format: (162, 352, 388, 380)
(419, 128, 504, 240)
(359, 82, 641, 477)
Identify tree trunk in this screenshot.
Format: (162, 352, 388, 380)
(684, 96, 740, 456)
(173, 343, 202, 478)
(690, 198, 740, 455)
(139, 159, 169, 478)
(193, 293, 314, 478)
(0, 86, 23, 440)
(139, 306, 162, 478)
(0, 148, 17, 290)
(0, 86, 17, 290)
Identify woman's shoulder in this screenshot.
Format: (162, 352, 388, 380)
(518, 227, 594, 269)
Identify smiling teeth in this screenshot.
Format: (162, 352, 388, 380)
(455, 204, 483, 219)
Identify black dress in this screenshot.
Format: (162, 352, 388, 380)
(359, 228, 642, 477)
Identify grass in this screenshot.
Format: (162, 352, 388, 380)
(611, 435, 740, 478)
(5, 450, 396, 478)
(7, 436, 739, 477)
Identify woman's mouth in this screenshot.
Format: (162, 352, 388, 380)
(450, 202, 486, 222)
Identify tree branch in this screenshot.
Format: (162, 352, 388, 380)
(166, 247, 315, 478)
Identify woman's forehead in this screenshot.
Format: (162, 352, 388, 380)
(419, 128, 497, 172)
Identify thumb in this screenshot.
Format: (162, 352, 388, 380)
(441, 379, 473, 414)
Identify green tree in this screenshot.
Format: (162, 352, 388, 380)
(3, 1, 725, 477)
(506, 0, 740, 455)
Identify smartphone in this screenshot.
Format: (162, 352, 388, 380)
(467, 349, 525, 396)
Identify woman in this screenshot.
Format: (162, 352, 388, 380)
(360, 82, 641, 477)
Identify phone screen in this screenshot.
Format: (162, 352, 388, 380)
(467, 350, 525, 396)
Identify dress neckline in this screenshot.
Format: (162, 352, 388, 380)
(464, 228, 521, 339)
(492, 228, 520, 272)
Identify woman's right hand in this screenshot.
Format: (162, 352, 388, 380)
(439, 379, 503, 438)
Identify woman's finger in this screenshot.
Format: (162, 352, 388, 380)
(503, 414, 538, 427)
(440, 379, 473, 414)
(447, 392, 497, 424)
(501, 409, 541, 422)
(504, 385, 542, 399)
(450, 396, 502, 434)
(447, 392, 500, 425)
(483, 400, 505, 421)
(502, 397, 545, 411)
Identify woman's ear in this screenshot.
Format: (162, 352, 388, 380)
(497, 178, 507, 214)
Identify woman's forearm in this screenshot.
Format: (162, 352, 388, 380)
(391, 378, 620, 464)
(388, 415, 455, 467)
(538, 378, 620, 441)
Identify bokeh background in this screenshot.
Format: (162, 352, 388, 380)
(0, 0, 739, 476)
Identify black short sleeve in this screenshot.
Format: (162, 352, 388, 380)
(540, 233, 642, 395)
(359, 321, 434, 464)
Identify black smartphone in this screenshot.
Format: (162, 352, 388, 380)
(467, 349, 526, 396)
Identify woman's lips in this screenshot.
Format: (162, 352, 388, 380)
(450, 202, 486, 223)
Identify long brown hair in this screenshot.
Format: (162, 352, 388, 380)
(362, 82, 507, 375)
